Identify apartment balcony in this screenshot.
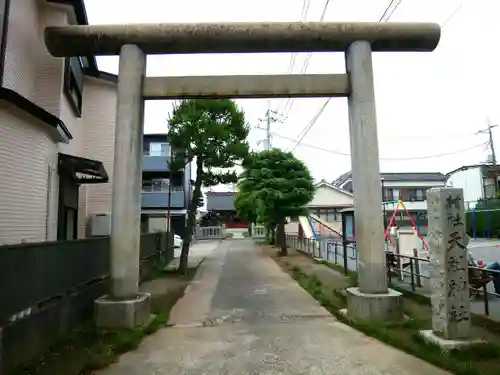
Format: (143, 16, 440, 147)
(383, 200, 427, 211)
(141, 187, 185, 209)
(142, 150, 185, 172)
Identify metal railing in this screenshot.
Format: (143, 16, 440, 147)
(142, 185, 184, 193)
(285, 235, 357, 276)
(385, 250, 429, 292)
(143, 150, 176, 157)
(285, 234, 500, 318)
(253, 225, 266, 239)
(387, 252, 500, 317)
(195, 226, 225, 239)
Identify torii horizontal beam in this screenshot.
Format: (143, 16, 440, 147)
(44, 22, 440, 57)
(142, 74, 350, 99)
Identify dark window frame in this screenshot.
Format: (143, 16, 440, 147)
(63, 57, 84, 117)
(409, 188, 425, 202)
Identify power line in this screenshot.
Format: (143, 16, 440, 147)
(288, 98, 331, 152)
(379, 0, 402, 22)
(298, 0, 332, 74)
(279, 0, 313, 121)
(278, 0, 334, 128)
(286, 0, 311, 75)
(442, 2, 463, 28)
(286, 0, 401, 153)
(274, 132, 487, 160)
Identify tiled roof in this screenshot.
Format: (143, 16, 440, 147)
(332, 171, 446, 186)
(379, 172, 446, 182)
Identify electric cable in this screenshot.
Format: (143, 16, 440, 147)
(274, 132, 487, 160)
(285, 0, 401, 153)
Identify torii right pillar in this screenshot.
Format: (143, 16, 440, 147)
(344, 40, 403, 322)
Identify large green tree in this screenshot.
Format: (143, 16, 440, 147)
(167, 99, 249, 272)
(234, 176, 257, 222)
(239, 149, 315, 255)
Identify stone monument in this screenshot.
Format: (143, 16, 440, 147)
(421, 187, 481, 348)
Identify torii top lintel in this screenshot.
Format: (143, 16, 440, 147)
(44, 21, 440, 57)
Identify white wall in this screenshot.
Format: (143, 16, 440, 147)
(447, 167, 483, 205)
(384, 201, 428, 211)
(309, 185, 353, 207)
(382, 181, 446, 188)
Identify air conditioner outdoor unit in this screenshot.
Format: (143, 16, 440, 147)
(89, 213, 111, 237)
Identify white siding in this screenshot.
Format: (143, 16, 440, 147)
(309, 185, 353, 207)
(78, 77, 117, 237)
(0, 106, 59, 244)
(447, 167, 483, 205)
(382, 181, 446, 188)
(3, 0, 39, 100)
(0, 1, 117, 242)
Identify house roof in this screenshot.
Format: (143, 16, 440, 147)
(446, 164, 500, 179)
(332, 171, 446, 186)
(47, 1, 118, 82)
(379, 172, 446, 182)
(0, 87, 72, 143)
(315, 179, 353, 196)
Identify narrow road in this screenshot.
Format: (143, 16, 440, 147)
(97, 239, 450, 375)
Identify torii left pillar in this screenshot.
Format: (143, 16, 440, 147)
(95, 44, 151, 328)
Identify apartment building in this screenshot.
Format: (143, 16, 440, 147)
(333, 171, 446, 232)
(141, 134, 192, 237)
(0, 0, 121, 244)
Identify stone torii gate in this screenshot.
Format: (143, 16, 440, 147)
(45, 22, 440, 328)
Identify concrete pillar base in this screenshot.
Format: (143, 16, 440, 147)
(344, 287, 403, 322)
(95, 292, 151, 328)
(419, 330, 485, 350)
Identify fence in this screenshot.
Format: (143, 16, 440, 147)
(386, 251, 500, 318)
(195, 225, 225, 240)
(0, 231, 173, 373)
(252, 225, 266, 240)
(466, 198, 500, 238)
(285, 235, 357, 276)
(285, 234, 500, 319)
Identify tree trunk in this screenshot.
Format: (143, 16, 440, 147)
(277, 219, 287, 256)
(266, 225, 274, 244)
(177, 158, 204, 274)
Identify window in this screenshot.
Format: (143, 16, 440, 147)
(386, 188, 400, 201)
(316, 208, 338, 223)
(143, 178, 170, 192)
(409, 188, 425, 201)
(63, 57, 84, 117)
(149, 142, 170, 156)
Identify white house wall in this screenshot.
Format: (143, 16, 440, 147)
(0, 107, 59, 244)
(309, 185, 353, 207)
(381, 181, 445, 188)
(0, 0, 118, 242)
(447, 167, 483, 205)
(78, 77, 117, 237)
(384, 201, 428, 211)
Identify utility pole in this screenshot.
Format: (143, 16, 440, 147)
(478, 118, 498, 195)
(265, 101, 272, 150)
(257, 100, 282, 150)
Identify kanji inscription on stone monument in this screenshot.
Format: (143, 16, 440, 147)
(427, 188, 471, 340)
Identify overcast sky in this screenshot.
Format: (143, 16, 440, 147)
(84, 0, 500, 184)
